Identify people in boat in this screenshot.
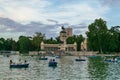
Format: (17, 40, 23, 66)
(115, 58, 117, 61)
(24, 60, 27, 64)
(112, 57, 117, 61)
(49, 59, 56, 63)
(10, 60, 13, 64)
(53, 59, 55, 62)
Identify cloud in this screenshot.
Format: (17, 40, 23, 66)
(99, 0, 120, 7)
(0, 17, 26, 32)
(70, 23, 88, 37)
(0, 0, 110, 25)
(47, 19, 58, 24)
(0, 0, 51, 24)
(0, 0, 113, 40)
(45, 0, 109, 25)
(0, 18, 61, 39)
(0, 17, 89, 40)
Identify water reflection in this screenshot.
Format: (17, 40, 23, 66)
(88, 56, 108, 80)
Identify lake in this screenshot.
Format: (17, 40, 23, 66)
(0, 55, 120, 80)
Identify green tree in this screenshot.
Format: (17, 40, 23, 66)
(0, 38, 5, 50)
(44, 37, 58, 44)
(86, 18, 108, 53)
(66, 36, 75, 44)
(32, 32, 45, 51)
(75, 35, 84, 51)
(4, 38, 17, 51)
(66, 35, 84, 51)
(109, 26, 120, 52)
(18, 36, 31, 53)
(55, 36, 62, 43)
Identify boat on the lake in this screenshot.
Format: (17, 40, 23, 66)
(104, 57, 118, 62)
(75, 58, 86, 61)
(9, 59, 29, 68)
(39, 57, 48, 60)
(104, 59, 118, 62)
(49, 62, 57, 67)
(39, 52, 48, 60)
(10, 63, 29, 68)
(104, 56, 119, 62)
(48, 59, 57, 67)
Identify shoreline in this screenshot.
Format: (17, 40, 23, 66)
(28, 51, 120, 56)
(1, 51, 120, 57)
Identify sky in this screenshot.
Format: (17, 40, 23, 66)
(0, 0, 120, 40)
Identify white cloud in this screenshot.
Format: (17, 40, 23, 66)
(0, 0, 111, 39)
(0, 24, 6, 29)
(6, 28, 15, 31)
(46, 2, 109, 25)
(0, 0, 52, 24)
(0, 0, 110, 25)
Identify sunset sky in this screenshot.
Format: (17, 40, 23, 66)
(0, 0, 120, 40)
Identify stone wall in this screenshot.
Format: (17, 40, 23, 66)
(66, 51, 98, 56)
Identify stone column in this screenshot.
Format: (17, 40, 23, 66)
(41, 41, 44, 50)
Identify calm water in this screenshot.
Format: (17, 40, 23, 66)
(0, 55, 120, 80)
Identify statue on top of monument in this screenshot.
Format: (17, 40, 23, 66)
(61, 26, 65, 30)
(60, 25, 66, 33)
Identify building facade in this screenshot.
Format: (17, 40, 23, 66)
(81, 38, 87, 51)
(41, 27, 77, 51)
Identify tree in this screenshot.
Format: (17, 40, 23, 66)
(109, 26, 120, 52)
(66, 36, 75, 44)
(4, 38, 17, 51)
(18, 36, 31, 53)
(66, 35, 84, 51)
(44, 37, 58, 44)
(86, 18, 108, 53)
(75, 35, 84, 51)
(32, 32, 45, 51)
(55, 36, 62, 43)
(0, 38, 5, 50)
